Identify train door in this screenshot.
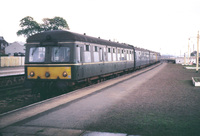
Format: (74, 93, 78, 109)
(80, 45, 84, 78)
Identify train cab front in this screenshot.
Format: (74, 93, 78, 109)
(24, 42, 73, 90)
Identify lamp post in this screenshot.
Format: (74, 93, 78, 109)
(196, 31, 199, 72)
(184, 52, 186, 65)
(188, 38, 190, 64)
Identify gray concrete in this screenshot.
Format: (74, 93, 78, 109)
(0, 66, 24, 77)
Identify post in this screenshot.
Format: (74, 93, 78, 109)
(184, 53, 186, 65)
(196, 31, 199, 72)
(188, 38, 190, 64)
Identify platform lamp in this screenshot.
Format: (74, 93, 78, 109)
(196, 31, 199, 73)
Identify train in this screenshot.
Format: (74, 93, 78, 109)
(24, 30, 160, 96)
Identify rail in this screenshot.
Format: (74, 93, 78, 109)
(0, 74, 25, 92)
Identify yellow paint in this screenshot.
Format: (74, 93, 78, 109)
(27, 67, 71, 79)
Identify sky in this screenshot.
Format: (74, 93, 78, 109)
(1, 0, 200, 56)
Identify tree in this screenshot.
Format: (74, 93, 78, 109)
(41, 17, 70, 31)
(17, 16, 40, 37)
(17, 16, 70, 38)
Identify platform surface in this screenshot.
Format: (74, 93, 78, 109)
(0, 66, 24, 77)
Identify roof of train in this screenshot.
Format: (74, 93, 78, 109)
(26, 30, 133, 49)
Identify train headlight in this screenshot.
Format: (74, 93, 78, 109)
(45, 72, 50, 77)
(30, 71, 35, 77)
(63, 71, 68, 77)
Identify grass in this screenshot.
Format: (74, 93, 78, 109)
(184, 65, 197, 67)
(193, 77, 200, 82)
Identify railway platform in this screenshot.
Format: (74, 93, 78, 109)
(0, 66, 24, 77)
(1, 63, 200, 136)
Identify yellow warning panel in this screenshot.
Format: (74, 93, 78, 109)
(27, 67, 71, 79)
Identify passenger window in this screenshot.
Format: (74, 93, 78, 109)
(77, 46, 81, 63)
(127, 50, 129, 60)
(94, 46, 99, 62)
(29, 47, 45, 62)
(108, 47, 112, 61)
(121, 50, 124, 60)
(94, 46, 98, 52)
(113, 48, 116, 61)
(51, 47, 70, 62)
(100, 48, 103, 61)
(130, 51, 133, 60)
(117, 49, 121, 61)
(103, 47, 107, 61)
(113, 48, 115, 53)
(85, 45, 90, 51)
(108, 48, 111, 53)
(84, 45, 91, 63)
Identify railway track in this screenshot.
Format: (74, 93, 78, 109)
(0, 74, 25, 92)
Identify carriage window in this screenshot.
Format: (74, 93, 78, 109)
(117, 49, 121, 61)
(51, 47, 70, 62)
(84, 45, 91, 63)
(29, 47, 45, 62)
(77, 46, 81, 63)
(121, 50, 125, 60)
(113, 48, 115, 53)
(108, 47, 112, 61)
(100, 48, 103, 61)
(103, 47, 107, 61)
(108, 48, 111, 53)
(94, 46, 98, 52)
(94, 46, 99, 62)
(127, 50, 129, 60)
(118, 49, 120, 54)
(85, 45, 90, 51)
(113, 48, 116, 61)
(130, 51, 132, 60)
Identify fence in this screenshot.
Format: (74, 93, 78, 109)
(0, 56, 25, 67)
